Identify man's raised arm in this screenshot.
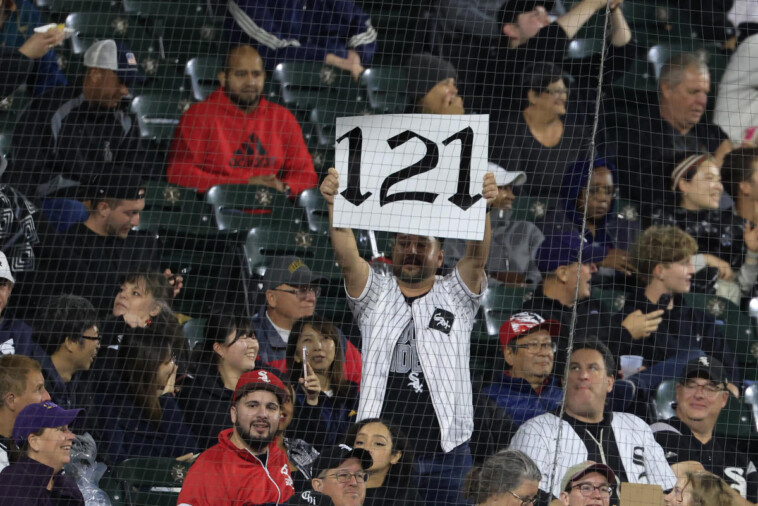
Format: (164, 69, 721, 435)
(320, 167, 370, 298)
(456, 172, 497, 294)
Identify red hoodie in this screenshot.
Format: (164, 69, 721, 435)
(177, 428, 295, 506)
(167, 88, 317, 195)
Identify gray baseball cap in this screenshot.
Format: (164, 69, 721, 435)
(84, 39, 146, 85)
(264, 256, 324, 291)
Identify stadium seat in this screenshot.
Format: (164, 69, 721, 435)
(100, 457, 191, 506)
(565, 38, 605, 60)
(621, 2, 697, 45)
(154, 14, 223, 63)
(122, 0, 210, 17)
(244, 225, 341, 281)
(130, 94, 186, 142)
(714, 394, 755, 439)
(0, 132, 11, 169)
(479, 285, 536, 337)
(64, 12, 148, 55)
(590, 287, 630, 314)
(181, 317, 206, 349)
(296, 187, 330, 236)
(271, 61, 359, 114)
(358, 67, 409, 114)
(681, 293, 758, 372)
(204, 184, 304, 233)
(511, 195, 557, 223)
(184, 56, 223, 102)
(652, 379, 677, 421)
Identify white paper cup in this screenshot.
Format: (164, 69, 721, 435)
(620, 355, 644, 378)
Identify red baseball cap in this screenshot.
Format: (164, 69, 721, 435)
(233, 369, 287, 405)
(499, 311, 561, 351)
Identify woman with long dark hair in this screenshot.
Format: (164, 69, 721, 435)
(92, 319, 197, 464)
(284, 316, 358, 451)
(344, 418, 420, 505)
(178, 312, 264, 450)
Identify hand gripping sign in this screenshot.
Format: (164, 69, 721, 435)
(333, 114, 489, 241)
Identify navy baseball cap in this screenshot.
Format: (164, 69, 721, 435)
(84, 39, 146, 85)
(12, 401, 82, 446)
(536, 229, 606, 273)
(312, 444, 373, 478)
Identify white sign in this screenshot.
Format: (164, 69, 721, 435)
(333, 114, 489, 241)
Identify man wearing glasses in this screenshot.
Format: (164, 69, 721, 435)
(651, 357, 758, 502)
(253, 255, 361, 383)
(289, 443, 373, 505)
(481, 311, 563, 427)
(559, 462, 615, 506)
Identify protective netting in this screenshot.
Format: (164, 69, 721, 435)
(1, 0, 758, 505)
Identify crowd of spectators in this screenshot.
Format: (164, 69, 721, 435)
(4, 0, 758, 504)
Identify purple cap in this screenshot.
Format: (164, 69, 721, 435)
(536, 229, 607, 273)
(12, 401, 82, 446)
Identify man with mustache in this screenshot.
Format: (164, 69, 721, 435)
(167, 44, 317, 196)
(178, 369, 296, 505)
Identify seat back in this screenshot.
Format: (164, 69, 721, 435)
(130, 94, 185, 142)
(296, 187, 330, 235)
(204, 184, 303, 233)
(103, 457, 191, 506)
(182, 317, 206, 350)
(358, 67, 409, 113)
(271, 61, 358, 113)
(244, 226, 340, 280)
(479, 285, 536, 337)
(185, 56, 223, 101)
(652, 379, 677, 421)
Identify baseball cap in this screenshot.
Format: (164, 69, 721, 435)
(12, 401, 82, 446)
(88, 173, 146, 202)
(488, 162, 526, 187)
(406, 53, 458, 104)
(681, 355, 728, 386)
(233, 369, 287, 405)
(536, 230, 607, 273)
(0, 251, 15, 284)
(312, 443, 373, 478)
(84, 39, 146, 85)
(264, 256, 325, 292)
(499, 311, 561, 350)
(560, 461, 617, 493)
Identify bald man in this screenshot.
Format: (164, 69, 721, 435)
(167, 45, 317, 195)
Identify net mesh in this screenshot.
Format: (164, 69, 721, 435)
(0, 0, 757, 505)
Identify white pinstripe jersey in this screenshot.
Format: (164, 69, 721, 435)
(347, 267, 483, 453)
(510, 412, 678, 498)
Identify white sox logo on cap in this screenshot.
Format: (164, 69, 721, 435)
(699, 356, 710, 367)
(258, 371, 271, 383)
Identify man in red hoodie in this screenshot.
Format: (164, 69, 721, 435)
(167, 45, 317, 196)
(178, 369, 296, 505)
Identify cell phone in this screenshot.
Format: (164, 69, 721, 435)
(302, 347, 308, 376)
(658, 293, 671, 307)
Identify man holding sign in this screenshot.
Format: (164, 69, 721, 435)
(320, 166, 496, 505)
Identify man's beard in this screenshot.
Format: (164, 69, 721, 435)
(236, 417, 277, 452)
(224, 85, 261, 110)
(392, 257, 435, 284)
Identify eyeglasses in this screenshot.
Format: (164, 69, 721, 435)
(272, 286, 321, 299)
(81, 334, 101, 342)
(509, 490, 536, 506)
(325, 471, 368, 484)
(570, 483, 614, 497)
(681, 379, 725, 397)
(512, 342, 557, 354)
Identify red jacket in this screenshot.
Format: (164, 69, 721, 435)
(177, 428, 295, 506)
(167, 89, 317, 195)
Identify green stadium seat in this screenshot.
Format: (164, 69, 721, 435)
(100, 457, 191, 506)
(122, 0, 210, 17)
(565, 38, 605, 60)
(479, 285, 536, 337)
(64, 12, 149, 55)
(130, 94, 186, 142)
(510, 195, 557, 223)
(244, 225, 341, 281)
(621, 2, 697, 45)
(155, 14, 223, 62)
(271, 61, 359, 114)
(143, 180, 198, 212)
(204, 184, 304, 233)
(182, 317, 206, 349)
(0, 131, 12, 161)
(714, 394, 755, 439)
(681, 293, 758, 372)
(590, 287, 630, 314)
(49, 0, 121, 17)
(358, 67, 409, 113)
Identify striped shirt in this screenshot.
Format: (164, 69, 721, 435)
(348, 267, 483, 453)
(511, 412, 677, 498)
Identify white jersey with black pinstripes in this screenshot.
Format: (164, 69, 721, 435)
(347, 266, 484, 453)
(511, 412, 678, 498)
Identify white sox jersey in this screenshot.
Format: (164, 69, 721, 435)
(347, 267, 483, 453)
(511, 412, 677, 498)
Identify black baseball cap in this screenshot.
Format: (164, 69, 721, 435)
(681, 356, 728, 386)
(406, 53, 458, 103)
(312, 444, 373, 478)
(88, 173, 146, 201)
(536, 229, 606, 273)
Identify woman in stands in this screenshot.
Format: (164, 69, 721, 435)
(541, 158, 641, 285)
(344, 418, 420, 505)
(178, 312, 264, 450)
(664, 470, 742, 506)
(462, 449, 541, 506)
(489, 61, 592, 199)
(91, 320, 197, 465)
(650, 153, 758, 302)
(0, 401, 84, 504)
(284, 316, 358, 452)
